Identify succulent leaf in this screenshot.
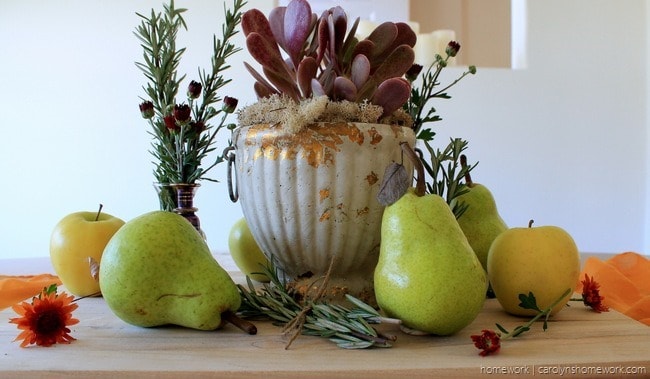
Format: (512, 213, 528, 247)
(329, 6, 347, 54)
(372, 77, 411, 117)
(242, 8, 278, 48)
(244, 61, 279, 96)
(350, 54, 370, 89)
(268, 7, 287, 53)
(263, 66, 300, 101)
(392, 22, 417, 49)
(333, 76, 357, 101)
(365, 22, 398, 59)
(254, 81, 278, 99)
(315, 16, 329, 63)
(297, 56, 318, 98)
(311, 78, 326, 97)
(246, 32, 287, 74)
(368, 44, 415, 84)
(351, 40, 374, 64)
(283, 0, 313, 69)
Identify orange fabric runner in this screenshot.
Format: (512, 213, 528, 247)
(0, 274, 62, 310)
(576, 252, 650, 326)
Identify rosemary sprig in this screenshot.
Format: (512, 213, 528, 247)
(415, 138, 476, 219)
(237, 266, 401, 349)
(135, 0, 245, 185)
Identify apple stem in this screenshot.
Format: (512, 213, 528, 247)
(528, 219, 534, 228)
(95, 203, 104, 222)
(400, 142, 426, 197)
(222, 310, 257, 335)
(460, 154, 473, 186)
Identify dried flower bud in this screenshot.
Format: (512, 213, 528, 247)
(164, 114, 178, 131)
(436, 54, 447, 68)
(222, 96, 239, 113)
(173, 104, 192, 123)
(139, 101, 154, 119)
(191, 121, 206, 134)
(405, 64, 423, 82)
(446, 41, 461, 57)
(187, 80, 202, 99)
(468, 65, 477, 75)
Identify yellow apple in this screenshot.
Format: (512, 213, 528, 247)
(487, 220, 580, 316)
(50, 206, 125, 297)
(228, 218, 270, 283)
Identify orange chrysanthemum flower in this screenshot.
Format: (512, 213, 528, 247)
(581, 274, 610, 313)
(9, 286, 79, 347)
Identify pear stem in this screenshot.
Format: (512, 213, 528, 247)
(400, 142, 426, 197)
(95, 203, 104, 221)
(528, 219, 534, 228)
(222, 310, 257, 335)
(460, 154, 473, 186)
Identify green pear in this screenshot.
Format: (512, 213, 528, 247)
(374, 188, 487, 335)
(455, 155, 507, 271)
(100, 211, 242, 331)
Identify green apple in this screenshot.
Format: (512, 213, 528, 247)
(50, 205, 125, 297)
(487, 220, 580, 316)
(228, 218, 270, 283)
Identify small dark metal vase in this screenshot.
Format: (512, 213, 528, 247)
(170, 183, 205, 239)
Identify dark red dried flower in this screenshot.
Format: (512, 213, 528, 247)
(173, 104, 192, 123)
(581, 274, 609, 313)
(446, 41, 461, 57)
(164, 114, 178, 131)
(191, 121, 206, 134)
(471, 329, 501, 356)
(222, 96, 238, 114)
(187, 80, 202, 99)
(139, 101, 154, 119)
(405, 64, 423, 81)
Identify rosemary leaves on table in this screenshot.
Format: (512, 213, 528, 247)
(237, 268, 401, 349)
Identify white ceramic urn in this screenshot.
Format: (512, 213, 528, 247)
(231, 122, 415, 303)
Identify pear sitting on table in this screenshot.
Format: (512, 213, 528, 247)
(454, 155, 508, 272)
(374, 143, 487, 336)
(100, 211, 255, 334)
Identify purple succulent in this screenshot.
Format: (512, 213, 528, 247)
(242, 0, 416, 117)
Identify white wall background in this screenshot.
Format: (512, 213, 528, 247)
(0, 0, 647, 261)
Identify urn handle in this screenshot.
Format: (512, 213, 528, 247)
(224, 146, 238, 202)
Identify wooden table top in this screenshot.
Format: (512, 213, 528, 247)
(1, 255, 649, 378)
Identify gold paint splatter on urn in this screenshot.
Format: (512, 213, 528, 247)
(244, 123, 365, 168)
